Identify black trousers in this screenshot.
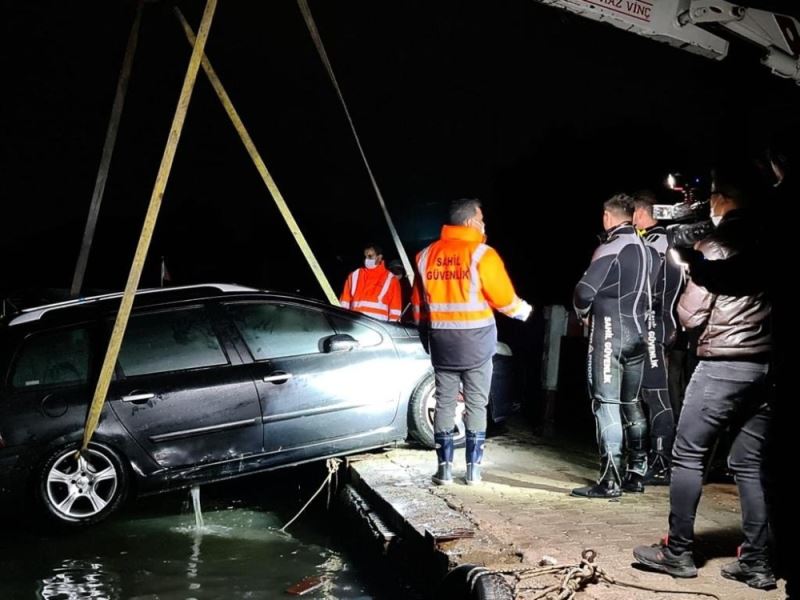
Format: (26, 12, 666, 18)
(668, 360, 771, 562)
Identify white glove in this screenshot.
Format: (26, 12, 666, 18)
(513, 300, 533, 322)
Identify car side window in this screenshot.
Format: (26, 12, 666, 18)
(227, 303, 335, 360)
(330, 315, 383, 347)
(11, 327, 91, 388)
(117, 307, 227, 377)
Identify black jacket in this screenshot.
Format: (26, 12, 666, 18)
(678, 209, 771, 359)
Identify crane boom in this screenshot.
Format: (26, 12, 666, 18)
(534, 0, 800, 82)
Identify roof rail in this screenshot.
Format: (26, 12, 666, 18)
(8, 283, 258, 326)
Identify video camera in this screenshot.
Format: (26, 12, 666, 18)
(652, 173, 714, 248)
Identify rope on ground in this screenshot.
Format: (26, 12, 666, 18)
(491, 549, 721, 600)
(599, 572, 721, 599)
(281, 458, 342, 533)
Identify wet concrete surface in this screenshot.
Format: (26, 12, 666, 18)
(348, 418, 787, 599)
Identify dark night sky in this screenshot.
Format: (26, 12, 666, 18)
(2, 0, 799, 307)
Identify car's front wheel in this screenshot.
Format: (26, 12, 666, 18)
(408, 372, 466, 448)
(37, 442, 129, 527)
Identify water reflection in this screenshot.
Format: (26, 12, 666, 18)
(38, 559, 120, 600)
(2, 471, 376, 600)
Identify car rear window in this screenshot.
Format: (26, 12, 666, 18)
(117, 307, 227, 377)
(226, 302, 334, 360)
(11, 327, 91, 388)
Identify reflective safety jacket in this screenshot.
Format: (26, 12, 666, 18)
(412, 225, 529, 329)
(340, 263, 402, 322)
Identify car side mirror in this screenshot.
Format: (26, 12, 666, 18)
(322, 334, 359, 353)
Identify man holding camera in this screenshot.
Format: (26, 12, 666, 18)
(633, 171, 775, 589)
(632, 191, 685, 486)
(572, 194, 656, 498)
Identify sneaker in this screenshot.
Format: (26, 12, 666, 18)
(721, 560, 777, 590)
(633, 541, 698, 578)
(571, 480, 622, 499)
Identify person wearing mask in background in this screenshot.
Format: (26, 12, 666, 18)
(572, 194, 656, 498)
(632, 190, 685, 486)
(412, 198, 532, 486)
(340, 244, 402, 322)
(634, 168, 775, 590)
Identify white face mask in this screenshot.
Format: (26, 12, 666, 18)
(711, 214, 722, 227)
(364, 258, 377, 269)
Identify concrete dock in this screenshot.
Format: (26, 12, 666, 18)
(341, 419, 786, 599)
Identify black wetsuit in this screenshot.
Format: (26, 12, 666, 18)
(574, 223, 657, 483)
(640, 225, 685, 476)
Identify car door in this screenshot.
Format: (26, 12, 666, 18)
(223, 301, 401, 454)
(1, 323, 96, 449)
(107, 305, 263, 469)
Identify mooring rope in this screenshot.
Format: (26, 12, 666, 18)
(491, 549, 721, 599)
(281, 458, 342, 532)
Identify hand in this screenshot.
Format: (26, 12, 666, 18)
(514, 301, 533, 322)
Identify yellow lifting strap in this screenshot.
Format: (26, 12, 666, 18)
(174, 8, 338, 305)
(296, 0, 416, 286)
(79, 0, 218, 453)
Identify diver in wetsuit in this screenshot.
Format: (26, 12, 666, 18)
(632, 191, 685, 485)
(572, 193, 658, 498)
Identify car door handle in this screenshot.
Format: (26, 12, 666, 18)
(262, 373, 292, 384)
(121, 392, 155, 404)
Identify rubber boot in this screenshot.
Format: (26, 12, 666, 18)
(465, 430, 485, 485)
(432, 431, 454, 485)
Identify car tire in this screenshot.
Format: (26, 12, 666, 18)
(408, 372, 467, 448)
(36, 442, 129, 527)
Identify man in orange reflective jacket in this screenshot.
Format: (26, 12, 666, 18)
(413, 199, 532, 485)
(340, 244, 402, 322)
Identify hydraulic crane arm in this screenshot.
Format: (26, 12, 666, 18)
(534, 0, 800, 83)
